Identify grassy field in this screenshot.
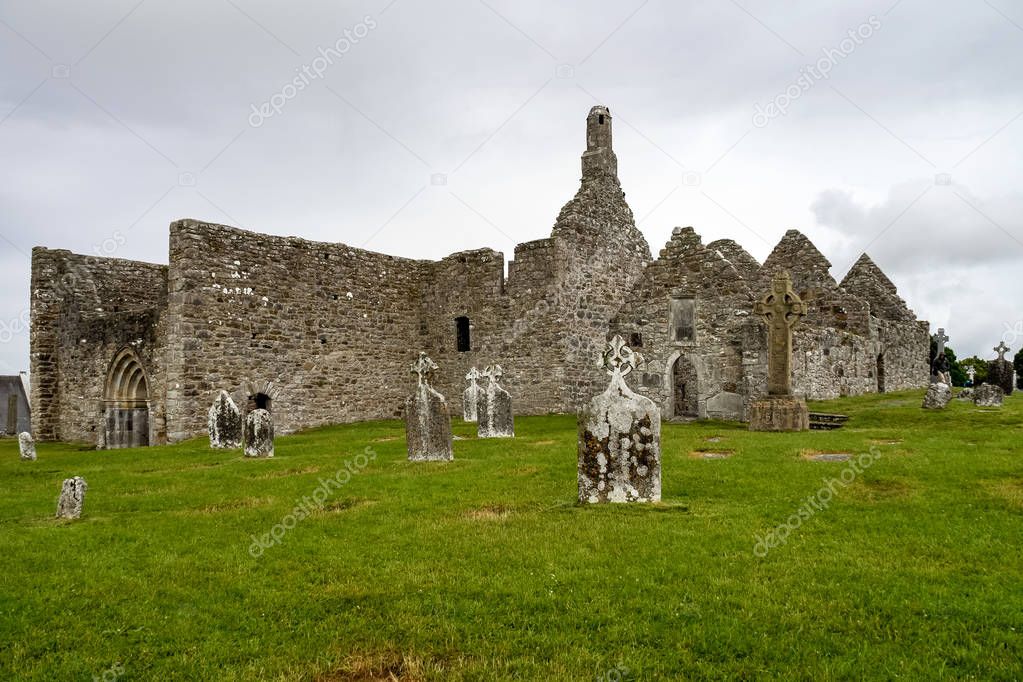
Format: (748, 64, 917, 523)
(1, 389, 1021, 680)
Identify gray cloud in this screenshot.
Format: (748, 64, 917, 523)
(1, 0, 1022, 372)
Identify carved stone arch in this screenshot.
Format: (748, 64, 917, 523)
(102, 347, 151, 448)
(237, 379, 283, 416)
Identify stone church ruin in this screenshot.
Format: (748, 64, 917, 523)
(30, 105, 929, 447)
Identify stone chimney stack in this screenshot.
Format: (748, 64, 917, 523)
(581, 105, 617, 180)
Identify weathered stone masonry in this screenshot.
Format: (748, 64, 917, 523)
(30, 105, 929, 445)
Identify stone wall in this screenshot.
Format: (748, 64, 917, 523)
(163, 220, 429, 441)
(30, 248, 168, 444)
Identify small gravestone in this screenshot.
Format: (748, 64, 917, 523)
(463, 367, 481, 422)
(749, 271, 810, 431)
(405, 352, 454, 461)
(208, 390, 242, 449)
(987, 342, 1015, 396)
(973, 384, 1004, 408)
(18, 432, 36, 461)
(244, 409, 274, 458)
(477, 365, 514, 438)
(578, 335, 661, 504)
(922, 382, 952, 409)
(56, 476, 87, 519)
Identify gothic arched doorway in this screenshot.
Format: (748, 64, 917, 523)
(672, 355, 699, 418)
(103, 348, 151, 448)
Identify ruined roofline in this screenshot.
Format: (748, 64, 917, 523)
(32, 245, 167, 271)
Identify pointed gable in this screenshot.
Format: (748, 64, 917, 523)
(840, 253, 915, 321)
(759, 229, 836, 294)
(707, 239, 761, 282)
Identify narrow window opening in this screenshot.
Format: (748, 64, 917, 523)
(629, 332, 643, 348)
(455, 316, 471, 352)
(598, 114, 605, 124)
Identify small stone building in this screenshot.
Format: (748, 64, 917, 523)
(29, 106, 929, 445)
(0, 373, 31, 436)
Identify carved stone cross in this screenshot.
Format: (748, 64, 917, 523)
(466, 367, 480, 384)
(967, 366, 976, 382)
(482, 365, 504, 384)
(601, 334, 644, 379)
(411, 352, 438, 386)
(933, 328, 949, 356)
(995, 341, 1010, 362)
(754, 271, 807, 396)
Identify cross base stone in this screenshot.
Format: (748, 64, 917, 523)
(748, 395, 810, 432)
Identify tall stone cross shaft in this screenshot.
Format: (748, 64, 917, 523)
(995, 341, 1010, 362)
(754, 271, 808, 396)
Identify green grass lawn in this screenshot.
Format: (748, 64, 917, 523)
(1, 389, 1021, 680)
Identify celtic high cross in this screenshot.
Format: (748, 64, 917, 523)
(754, 271, 808, 396)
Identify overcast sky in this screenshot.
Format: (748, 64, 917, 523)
(2, 0, 1022, 377)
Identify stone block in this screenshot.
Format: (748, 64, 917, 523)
(749, 395, 810, 431)
(973, 383, 1004, 408)
(922, 382, 952, 410)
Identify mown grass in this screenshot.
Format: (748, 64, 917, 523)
(1, 389, 1021, 680)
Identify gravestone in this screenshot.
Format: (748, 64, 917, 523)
(208, 390, 242, 449)
(477, 365, 514, 438)
(966, 366, 977, 386)
(244, 408, 274, 458)
(931, 328, 951, 384)
(463, 367, 481, 422)
(749, 271, 810, 431)
(578, 335, 661, 504)
(973, 383, 1004, 408)
(56, 476, 87, 519)
(987, 342, 1015, 396)
(405, 352, 454, 461)
(18, 432, 35, 461)
(922, 382, 952, 409)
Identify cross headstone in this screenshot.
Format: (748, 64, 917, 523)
(753, 271, 807, 396)
(477, 364, 514, 438)
(967, 366, 976, 383)
(463, 367, 481, 422)
(405, 352, 453, 461)
(995, 341, 1010, 362)
(577, 335, 661, 503)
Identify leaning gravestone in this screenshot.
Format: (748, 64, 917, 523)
(18, 432, 36, 461)
(56, 476, 87, 519)
(405, 352, 454, 461)
(922, 382, 952, 409)
(208, 390, 243, 449)
(244, 409, 274, 458)
(749, 271, 810, 431)
(973, 384, 1004, 408)
(477, 365, 514, 438)
(578, 335, 661, 504)
(987, 342, 1015, 396)
(463, 367, 481, 422)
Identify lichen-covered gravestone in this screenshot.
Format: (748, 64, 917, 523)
(749, 271, 810, 431)
(18, 432, 36, 461)
(208, 390, 242, 449)
(987, 342, 1015, 396)
(973, 383, 1004, 408)
(578, 335, 661, 504)
(463, 367, 481, 422)
(922, 382, 952, 409)
(405, 352, 454, 461)
(56, 476, 87, 519)
(244, 408, 274, 458)
(477, 365, 514, 438)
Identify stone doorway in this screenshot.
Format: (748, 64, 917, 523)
(103, 348, 150, 449)
(672, 355, 699, 418)
(877, 353, 886, 393)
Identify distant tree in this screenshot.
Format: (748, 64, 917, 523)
(945, 347, 967, 386)
(959, 356, 989, 386)
(1015, 349, 1023, 390)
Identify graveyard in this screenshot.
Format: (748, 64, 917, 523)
(2, 388, 1021, 680)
